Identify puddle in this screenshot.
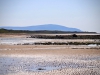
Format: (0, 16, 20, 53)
(0, 56, 65, 74)
(26, 66, 62, 72)
(0, 55, 100, 74)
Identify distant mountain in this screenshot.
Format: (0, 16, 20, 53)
(0, 24, 81, 31)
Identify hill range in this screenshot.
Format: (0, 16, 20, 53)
(0, 24, 81, 32)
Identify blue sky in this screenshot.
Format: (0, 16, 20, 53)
(0, 0, 100, 32)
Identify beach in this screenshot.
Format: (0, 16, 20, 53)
(0, 34, 100, 75)
(0, 45, 100, 75)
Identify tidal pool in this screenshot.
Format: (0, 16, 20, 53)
(0, 55, 100, 75)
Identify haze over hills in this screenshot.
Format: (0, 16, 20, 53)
(0, 24, 81, 32)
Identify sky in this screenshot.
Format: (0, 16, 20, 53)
(0, 0, 100, 32)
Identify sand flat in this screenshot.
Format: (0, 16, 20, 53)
(0, 45, 100, 55)
(0, 45, 100, 75)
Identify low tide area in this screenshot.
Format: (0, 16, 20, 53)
(0, 45, 100, 75)
(0, 34, 100, 75)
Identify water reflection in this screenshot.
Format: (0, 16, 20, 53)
(0, 55, 100, 75)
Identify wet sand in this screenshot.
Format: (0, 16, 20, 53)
(0, 45, 100, 75)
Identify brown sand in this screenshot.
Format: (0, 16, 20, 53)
(0, 45, 100, 55)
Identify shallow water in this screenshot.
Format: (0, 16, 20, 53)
(0, 55, 100, 75)
(0, 37, 36, 45)
(0, 37, 99, 46)
(0, 37, 54, 45)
